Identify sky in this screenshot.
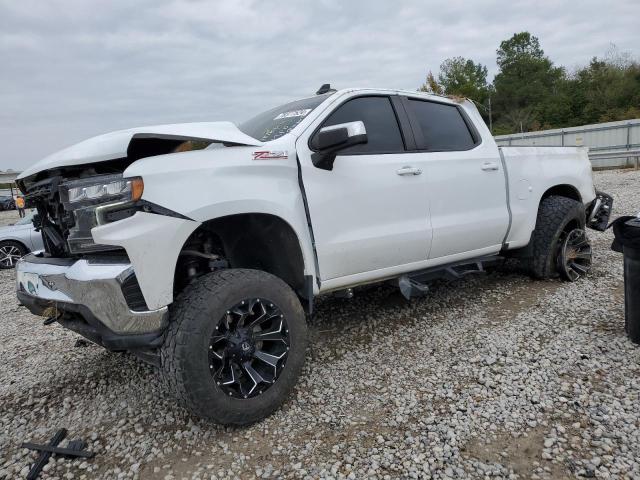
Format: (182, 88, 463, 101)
(1, 0, 639, 171)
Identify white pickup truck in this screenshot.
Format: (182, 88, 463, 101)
(16, 86, 612, 425)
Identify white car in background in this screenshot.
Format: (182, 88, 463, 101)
(0, 212, 43, 269)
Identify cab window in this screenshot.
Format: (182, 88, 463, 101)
(407, 99, 476, 151)
(319, 96, 405, 154)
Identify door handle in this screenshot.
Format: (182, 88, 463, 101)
(481, 162, 499, 171)
(396, 166, 422, 176)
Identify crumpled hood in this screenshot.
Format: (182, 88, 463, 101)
(18, 121, 262, 180)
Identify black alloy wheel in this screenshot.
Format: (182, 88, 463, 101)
(557, 228, 592, 281)
(209, 298, 289, 399)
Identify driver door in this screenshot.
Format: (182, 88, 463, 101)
(296, 95, 432, 283)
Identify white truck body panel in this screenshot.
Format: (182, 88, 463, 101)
(295, 138, 433, 281)
(501, 146, 595, 249)
(412, 97, 510, 260)
(16, 87, 599, 308)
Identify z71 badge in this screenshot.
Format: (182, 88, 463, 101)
(252, 151, 288, 160)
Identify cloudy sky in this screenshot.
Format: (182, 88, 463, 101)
(1, 0, 638, 171)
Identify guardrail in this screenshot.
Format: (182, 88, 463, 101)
(589, 149, 640, 170)
(495, 119, 640, 170)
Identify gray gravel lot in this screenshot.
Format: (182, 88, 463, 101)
(1, 169, 639, 479)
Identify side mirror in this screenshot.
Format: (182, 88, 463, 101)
(311, 121, 367, 170)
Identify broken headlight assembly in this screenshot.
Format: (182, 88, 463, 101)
(61, 175, 144, 254)
(67, 177, 143, 204)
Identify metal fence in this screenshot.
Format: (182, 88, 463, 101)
(495, 119, 640, 169)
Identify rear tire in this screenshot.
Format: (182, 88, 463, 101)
(525, 196, 587, 280)
(161, 269, 308, 425)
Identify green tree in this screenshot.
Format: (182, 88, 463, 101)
(419, 58, 493, 127)
(418, 71, 443, 95)
(496, 32, 544, 70)
(569, 52, 640, 125)
(493, 32, 566, 132)
(438, 56, 491, 105)
(417, 35, 640, 134)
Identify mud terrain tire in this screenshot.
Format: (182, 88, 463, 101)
(161, 269, 308, 425)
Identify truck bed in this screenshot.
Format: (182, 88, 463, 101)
(499, 146, 595, 249)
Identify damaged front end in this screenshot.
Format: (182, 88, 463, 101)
(23, 172, 145, 256)
(16, 171, 170, 350)
(17, 122, 261, 257)
(15, 122, 259, 351)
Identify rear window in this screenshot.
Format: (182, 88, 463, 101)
(239, 94, 332, 142)
(407, 99, 476, 151)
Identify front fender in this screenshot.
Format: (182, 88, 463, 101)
(92, 212, 200, 310)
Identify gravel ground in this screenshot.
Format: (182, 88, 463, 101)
(1, 169, 639, 480)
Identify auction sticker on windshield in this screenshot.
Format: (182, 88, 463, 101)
(273, 109, 312, 120)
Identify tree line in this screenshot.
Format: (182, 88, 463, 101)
(419, 32, 640, 135)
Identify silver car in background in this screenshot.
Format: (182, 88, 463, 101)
(0, 213, 43, 269)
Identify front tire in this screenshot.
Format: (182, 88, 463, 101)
(161, 269, 308, 425)
(525, 195, 589, 280)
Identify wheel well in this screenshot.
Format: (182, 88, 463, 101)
(174, 213, 306, 297)
(541, 185, 582, 203)
(506, 189, 584, 259)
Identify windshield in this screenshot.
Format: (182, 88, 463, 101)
(238, 94, 332, 142)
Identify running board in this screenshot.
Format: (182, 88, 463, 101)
(396, 255, 502, 300)
(398, 276, 429, 299)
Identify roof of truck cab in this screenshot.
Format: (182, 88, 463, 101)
(331, 87, 464, 105)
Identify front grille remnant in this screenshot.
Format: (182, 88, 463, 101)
(24, 176, 71, 257)
(23, 174, 127, 257)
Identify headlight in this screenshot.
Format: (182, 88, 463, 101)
(67, 177, 144, 205)
(60, 175, 144, 254)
